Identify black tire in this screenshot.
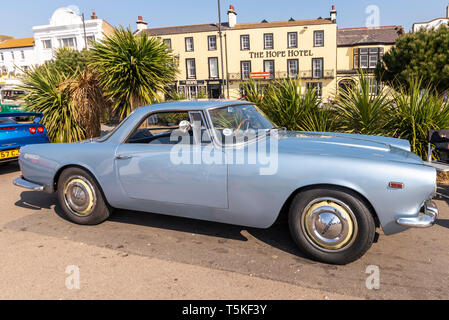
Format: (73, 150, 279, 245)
(57, 167, 111, 225)
(288, 187, 376, 265)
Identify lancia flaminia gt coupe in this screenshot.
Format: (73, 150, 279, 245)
(13, 101, 438, 264)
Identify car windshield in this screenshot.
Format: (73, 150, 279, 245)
(208, 104, 274, 145)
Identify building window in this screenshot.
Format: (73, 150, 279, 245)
(241, 61, 251, 80)
(264, 60, 275, 79)
(0, 53, 3, 61)
(287, 32, 297, 48)
(264, 33, 274, 50)
(306, 82, 323, 98)
(208, 35, 217, 51)
(369, 48, 379, 68)
(86, 35, 95, 46)
(10, 51, 14, 61)
(208, 57, 219, 78)
(185, 37, 194, 52)
(42, 40, 52, 49)
(186, 58, 196, 79)
(21, 50, 25, 60)
(314, 30, 324, 47)
(59, 37, 77, 48)
(240, 35, 250, 50)
(353, 51, 359, 70)
(312, 58, 323, 78)
(360, 48, 369, 68)
(353, 47, 384, 69)
(368, 77, 382, 95)
(287, 59, 299, 78)
(163, 39, 172, 50)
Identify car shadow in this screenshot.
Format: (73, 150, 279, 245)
(0, 162, 20, 174)
(15, 190, 308, 259)
(437, 219, 449, 229)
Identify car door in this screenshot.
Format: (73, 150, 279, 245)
(114, 110, 228, 209)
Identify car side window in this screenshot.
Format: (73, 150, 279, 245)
(126, 111, 193, 145)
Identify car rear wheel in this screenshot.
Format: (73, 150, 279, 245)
(57, 167, 111, 225)
(288, 187, 376, 265)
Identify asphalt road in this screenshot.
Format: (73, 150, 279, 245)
(1, 162, 448, 299)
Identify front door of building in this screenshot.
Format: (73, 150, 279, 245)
(208, 84, 221, 99)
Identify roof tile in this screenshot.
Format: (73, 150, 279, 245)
(337, 26, 404, 46)
(0, 37, 35, 49)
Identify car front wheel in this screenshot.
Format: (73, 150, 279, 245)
(289, 187, 376, 265)
(57, 167, 111, 225)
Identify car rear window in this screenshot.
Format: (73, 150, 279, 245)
(0, 118, 16, 124)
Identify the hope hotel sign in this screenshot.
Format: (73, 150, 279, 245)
(249, 49, 314, 59)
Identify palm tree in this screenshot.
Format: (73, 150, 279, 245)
(22, 63, 85, 142)
(255, 78, 334, 132)
(21, 48, 107, 142)
(389, 77, 449, 159)
(240, 79, 265, 106)
(334, 71, 391, 135)
(90, 26, 178, 119)
(64, 70, 109, 138)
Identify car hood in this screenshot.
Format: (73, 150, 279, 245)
(276, 131, 423, 165)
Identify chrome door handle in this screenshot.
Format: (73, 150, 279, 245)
(116, 155, 132, 160)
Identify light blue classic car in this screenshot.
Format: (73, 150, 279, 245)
(13, 101, 438, 264)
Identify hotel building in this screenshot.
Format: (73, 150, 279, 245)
(137, 5, 403, 102)
(138, 6, 338, 101)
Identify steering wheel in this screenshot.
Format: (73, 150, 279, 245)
(234, 118, 249, 139)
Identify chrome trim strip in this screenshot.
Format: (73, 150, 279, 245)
(396, 200, 439, 228)
(13, 176, 44, 191)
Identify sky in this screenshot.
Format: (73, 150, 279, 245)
(1, 0, 448, 38)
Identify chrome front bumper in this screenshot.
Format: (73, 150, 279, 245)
(396, 200, 439, 228)
(13, 176, 44, 191)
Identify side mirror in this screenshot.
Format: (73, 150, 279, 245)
(178, 120, 191, 133)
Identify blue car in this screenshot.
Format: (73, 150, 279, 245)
(0, 113, 49, 164)
(12, 101, 438, 264)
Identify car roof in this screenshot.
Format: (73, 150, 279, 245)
(135, 100, 252, 114)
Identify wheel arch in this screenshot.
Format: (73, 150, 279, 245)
(275, 184, 380, 228)
(53, 164, 112, 208)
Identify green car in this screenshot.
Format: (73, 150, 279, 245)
(0, 104, 24, 113)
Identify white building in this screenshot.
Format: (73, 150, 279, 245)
(413, 5, 449, 32)
(0, 7, 114, 80)
(0, 38, 36, 77)
(33, 8, 114, 64)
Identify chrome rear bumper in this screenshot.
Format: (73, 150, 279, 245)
(396, 200, 439, 228)
(13, 176, 44, 191)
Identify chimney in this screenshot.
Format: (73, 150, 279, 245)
(330, 5, 337, 23)
(91, 11, 98, 20)
(136, 16, 148, 32)
(228, 5, 237, 28)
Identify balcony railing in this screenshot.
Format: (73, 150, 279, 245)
(228, 70, 334, 81)
(299, 69, 335, 79)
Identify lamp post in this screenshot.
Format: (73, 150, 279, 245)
(217, 0, 225, 99)
(82, 13, 88, 50)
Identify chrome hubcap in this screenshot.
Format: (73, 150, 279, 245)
(302, 198, 358, 252)
(63, 176, 96, 216)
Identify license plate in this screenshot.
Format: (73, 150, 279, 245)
(0, 149, 19, 160)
